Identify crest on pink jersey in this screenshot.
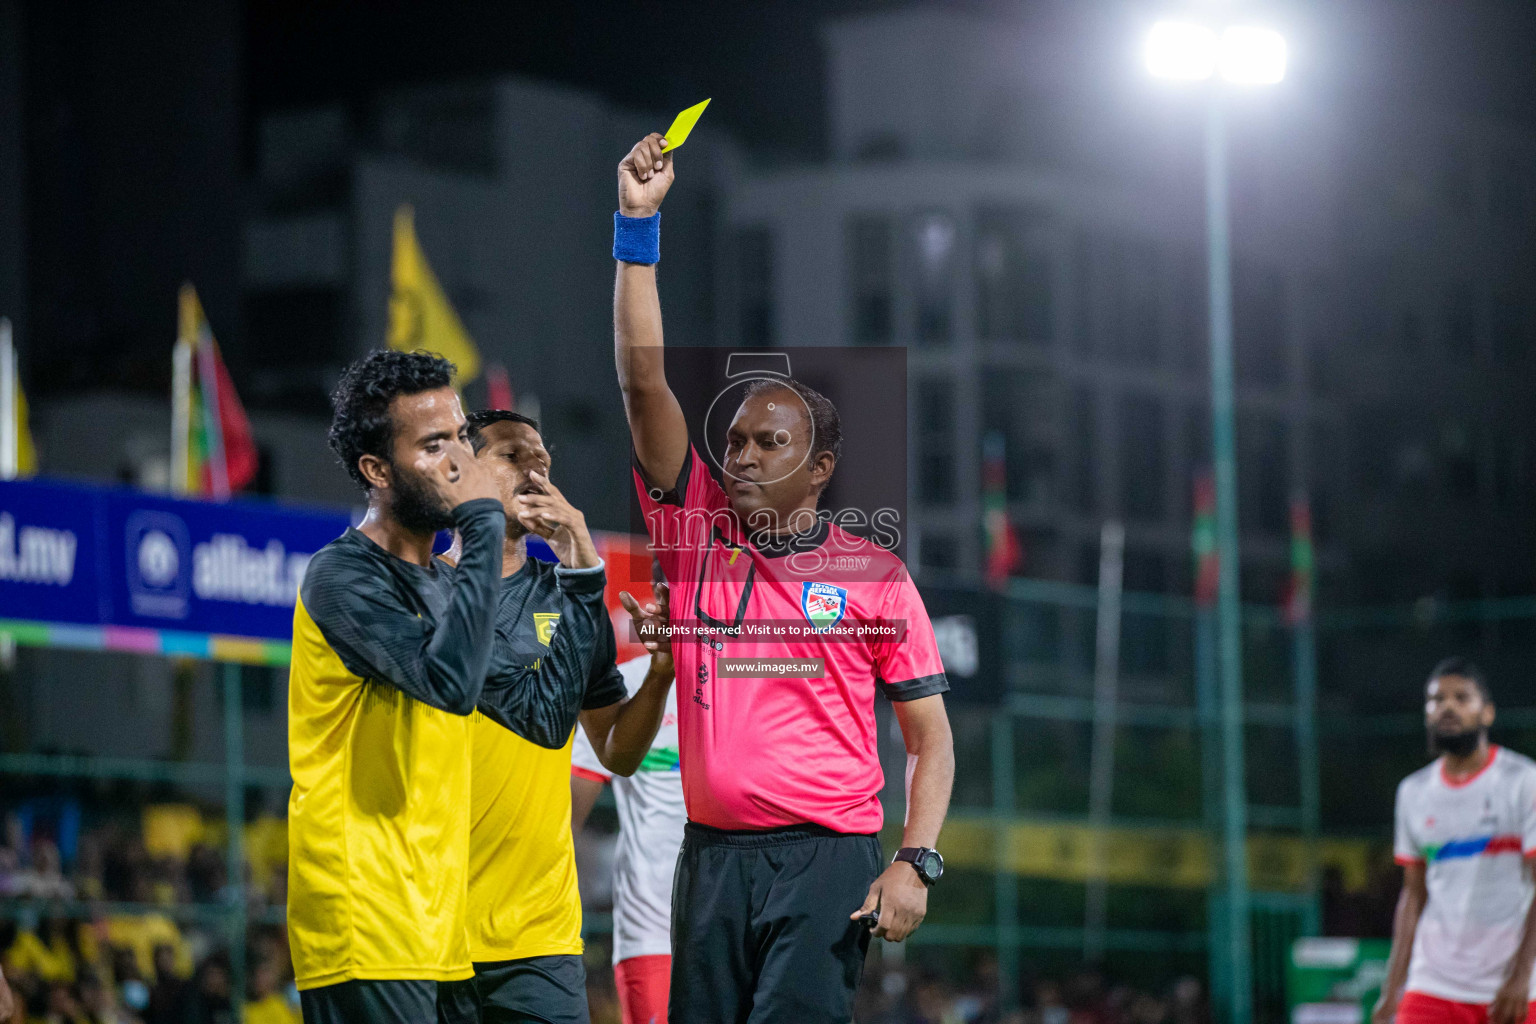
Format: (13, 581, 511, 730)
(801, 581, 848, 632)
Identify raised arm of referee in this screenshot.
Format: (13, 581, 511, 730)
(613, 135, 956, 1024)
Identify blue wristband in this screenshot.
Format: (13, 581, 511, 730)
(614, 211, 660, 265)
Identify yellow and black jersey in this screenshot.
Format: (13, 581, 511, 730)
(466, 558, 624, 962)
(287, 500, 506, 991)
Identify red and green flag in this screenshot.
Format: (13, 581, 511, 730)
(983, 431, 1023, 590)
(1192, 470, 1218, 608)
(1284, 494, 1314, 626)
(485, 362, 514, 411)
(173, 284, 257, 498)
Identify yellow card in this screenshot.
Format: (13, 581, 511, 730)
(661, 98, 711, 154)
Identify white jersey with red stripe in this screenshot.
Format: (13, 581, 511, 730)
(572, 656, 686, 964)
(1394, 745, 1536, 1004)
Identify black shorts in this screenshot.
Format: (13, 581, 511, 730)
(300, 978, 439, 1024)
(670, 822, 883, 1024)
(436, 954, 588, 1024)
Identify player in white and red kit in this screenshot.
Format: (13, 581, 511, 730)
(571, 560, 684, 1024)
(612, 132, 956, 1023)
(572, 652, 683, 1024)
(1375, 659, 1536, 1024)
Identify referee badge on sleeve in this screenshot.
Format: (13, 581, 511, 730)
(801, 581, 848, 633)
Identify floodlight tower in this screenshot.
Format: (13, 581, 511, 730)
(1144, 19, 1288, 1024)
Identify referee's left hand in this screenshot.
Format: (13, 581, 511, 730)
(851, 863, 928, 942)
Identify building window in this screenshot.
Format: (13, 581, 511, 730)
(1442, 280, 1477, 360)
(911, 212, 957, 346)
(1076, 232, 1161, 366)
(1491, 286, 1527, 366)
(1072, 232, 1094, 359)
(244, 286, 345, 411)
(1070, 386, 1096, 513)
(1172, 248, 1207, 374)
(1182, 404, 1211, 520)
(1118, 239, 1162, 366)
(1233, 261, 1286, 387)
(1237, 413, 1289, 534)
(1240, 560, 1289, 605)
(1301, 278, 1338, 398)
(1306, 421, 1342, 545)
(1118, 394, 1166, 521)
(920, 531, 958, 572)
(1440, 156, 1475, 220)
(976, 207, 1052, 345)
(918, 454, 955, 507)
(847, 215, 893, 345)
(1350, 406, 1432, 501)
(736, 225, 774, 348)
(1489, 152, 1530, 229)
(1440, 420, 1477, 500)
(982, 370, 1054, 504)
(1121, 547, 1170, 674)
(375, 88, 497, 176)
(1491, 430, 1528, 509)
(916, 379, 956, 506)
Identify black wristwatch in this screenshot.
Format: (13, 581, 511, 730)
(893, 847, 944, 887)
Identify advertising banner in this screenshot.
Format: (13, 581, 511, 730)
(1287, 938, 1391, 1024)
(0, 479, 350, 657)
(0, 479, 659, 666)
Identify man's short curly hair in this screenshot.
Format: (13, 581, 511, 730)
(328, 350, 458, 490)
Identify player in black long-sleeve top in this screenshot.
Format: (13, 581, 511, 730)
(436, 409, 674, 1024)
(289, 351, 576, 1024)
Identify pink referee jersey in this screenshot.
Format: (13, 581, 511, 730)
(635, 446, 948, 834)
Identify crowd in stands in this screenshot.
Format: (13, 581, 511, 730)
(849, 960, 1210, 1024)
(0, 799, 297, 1024)
(0, 793, 1364, 1023)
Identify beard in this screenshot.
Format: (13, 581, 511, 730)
(1428, 725, 1484, 758)
(388, 461, 456, 534)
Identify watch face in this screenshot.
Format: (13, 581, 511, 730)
(919, 850, 944, 882)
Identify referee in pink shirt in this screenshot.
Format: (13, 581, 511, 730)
(612, 133, 956, 1023)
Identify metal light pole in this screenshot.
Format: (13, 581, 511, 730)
(1146, 21, 1288, 1024)
(1204, 87, 1253, 1024)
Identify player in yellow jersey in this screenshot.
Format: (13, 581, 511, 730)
(290, 353, 598, 1024)
(437, 409, 675, 1024)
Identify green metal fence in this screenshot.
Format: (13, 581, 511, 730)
(894, 574, 1536, 1023)
(4, 584, 1536, 1023)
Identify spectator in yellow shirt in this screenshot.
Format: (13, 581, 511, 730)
(245, 961, 300, 1024)
(4, 916, 77, 985)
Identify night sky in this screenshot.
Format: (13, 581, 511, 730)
(16, 0, 1536, 398)
(244, 0, 1536, 160)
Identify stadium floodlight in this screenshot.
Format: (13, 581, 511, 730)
(1145, 21, 1288, 85)
(1139, 15, 1289, 1024)
(1219, 26, 1287, 84)
(1145, 20, 1219, 80)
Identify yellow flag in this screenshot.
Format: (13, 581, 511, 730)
(14, 379, 34, 477)
(388, 205, 480, 384)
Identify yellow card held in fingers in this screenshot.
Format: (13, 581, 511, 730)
(661, 99, 711, 154)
